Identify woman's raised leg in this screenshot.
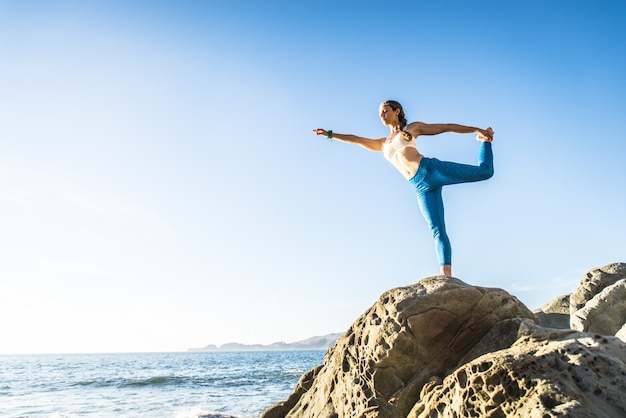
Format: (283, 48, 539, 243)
(422, 142, 494, 189)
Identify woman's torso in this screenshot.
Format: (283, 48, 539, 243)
(383, 131, 423, 179)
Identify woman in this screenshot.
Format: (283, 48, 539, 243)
(313, 100, 494, 277)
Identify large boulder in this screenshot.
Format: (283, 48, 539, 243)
(409, 322, 626, 418)
(262, 277, 536, 418)
(263, 264, 626, 417)
(570, 263, 626, 337)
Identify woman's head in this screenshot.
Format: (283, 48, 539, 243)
(379, 100, 407, 130)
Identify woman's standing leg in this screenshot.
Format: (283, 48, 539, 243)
(416, 187, 452, 276)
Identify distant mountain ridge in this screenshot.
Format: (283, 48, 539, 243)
(187, 333, 343, 352)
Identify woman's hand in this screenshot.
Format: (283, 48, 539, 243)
(311, 129, 385, 151)
(477, 127, 494, 142)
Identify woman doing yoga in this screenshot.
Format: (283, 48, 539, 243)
(313, 100, 494, 277)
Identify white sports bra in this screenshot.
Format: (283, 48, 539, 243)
(383, 131, 417, 162)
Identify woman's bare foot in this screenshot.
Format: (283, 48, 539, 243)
(440, 264, 452, 277)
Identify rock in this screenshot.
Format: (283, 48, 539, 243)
(541, 294, 571, 315)
(616, 323, 626, 343)
(262, 366, 322, 418)
(264, 264, 626, 417)
(408, 322, 626, 418)
(570, 279, 626, 335)
(570, 263, 626, 335)
(264, 277, 536, 418)
(454, 318, 531, 367)
(570, 263, 626, 313)
(533, 294, 571, 329)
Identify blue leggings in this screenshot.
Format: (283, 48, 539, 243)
(408, 142, 493, 266)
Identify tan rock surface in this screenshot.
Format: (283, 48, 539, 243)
(570, 263, 626, 314)
(408, 323, 626, 418)
(262, 277, 535, 418)
(616, 323, 626, 342)
(570, 263, 626, 335)
(533, 294, 571, 329)
(263, 263, 626, 418)
(571, 279, 626, 335)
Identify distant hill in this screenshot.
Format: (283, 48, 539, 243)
(187, 333, 343, 352)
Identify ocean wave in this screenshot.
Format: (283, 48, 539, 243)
(72, 375, 194, 388)
(173, 406, 241, 418)
(70, 372, 294, 389)
(122, 375, 188, 387)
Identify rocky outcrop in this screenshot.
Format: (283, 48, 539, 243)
(570, 263, 626, 336)
(531, 263, 626, 341)
(409, 322, 626, 418)
(264, 263, 626, 418)
(263, 277, 536, 418)
(533, 294, 571, 329)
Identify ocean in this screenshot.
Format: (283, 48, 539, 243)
(0, 350, 325, 418)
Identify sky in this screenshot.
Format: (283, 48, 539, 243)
(1, 0, 625, 355)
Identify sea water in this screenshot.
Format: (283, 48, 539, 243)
(0, 350, 325, 418)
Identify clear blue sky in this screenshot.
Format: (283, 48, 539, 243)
(1, 0, 625, 354)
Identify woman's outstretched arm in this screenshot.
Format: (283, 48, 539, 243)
(312, 129, 385, 152)
(406, 122, 493, 140)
